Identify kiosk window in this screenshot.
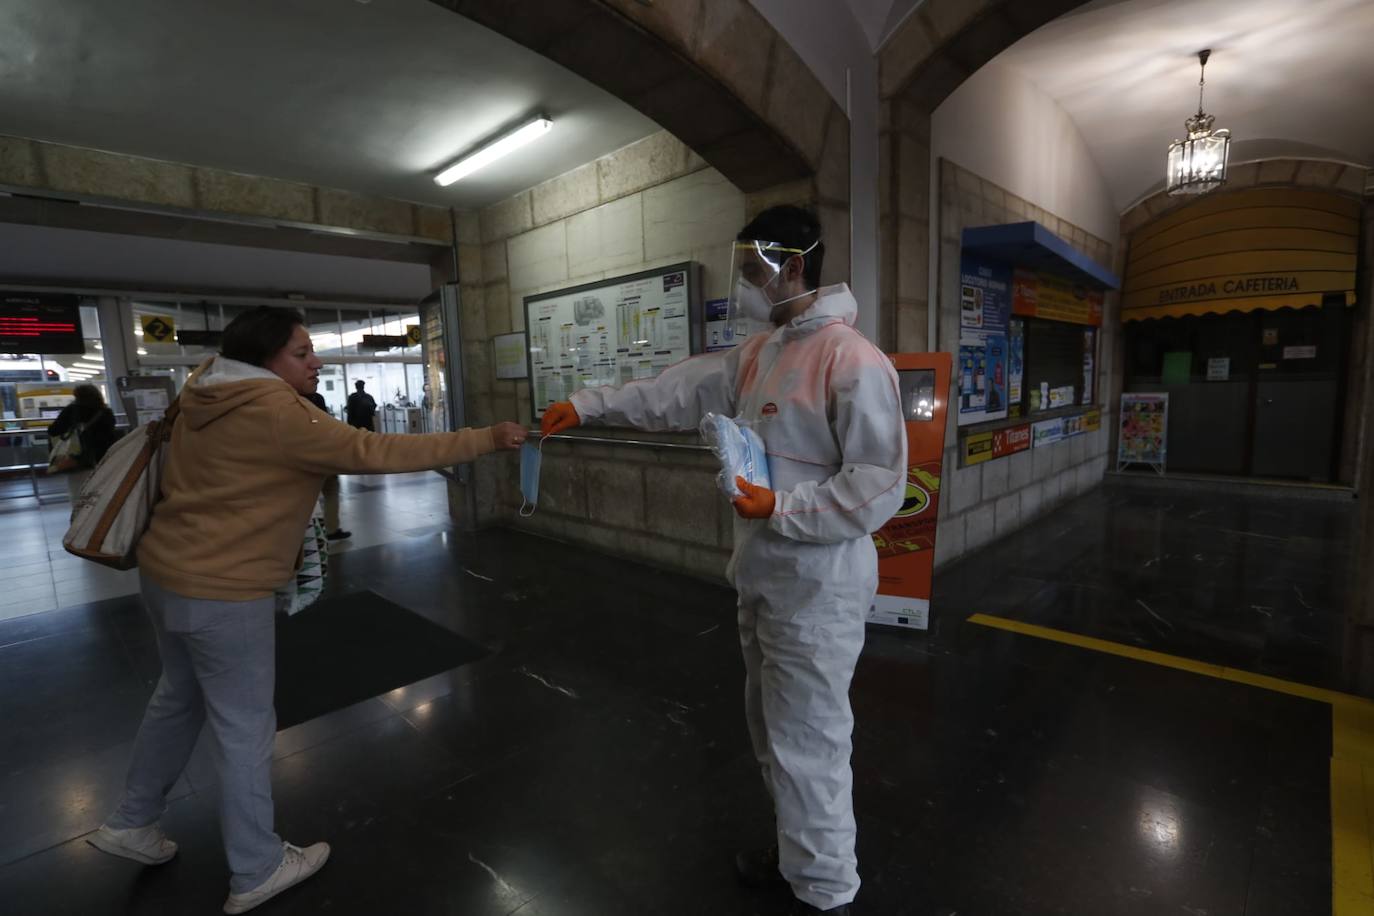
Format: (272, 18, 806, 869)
(1022, 318, 1096, 412)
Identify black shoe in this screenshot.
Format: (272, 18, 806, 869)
(324, 529, 352, 541)
(791, 901, 851, 915)
(734, 846, 786, 887)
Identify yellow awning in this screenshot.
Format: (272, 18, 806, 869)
(1122, 187, 1359, 323)
(1122, 290, 1356, 322)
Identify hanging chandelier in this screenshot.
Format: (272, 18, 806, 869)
(1166, 49, 1231, 196)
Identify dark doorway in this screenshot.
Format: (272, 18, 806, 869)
(1123, 302, 1351, 482)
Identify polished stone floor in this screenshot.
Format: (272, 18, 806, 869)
(0, 471, 456, 619)
(0, 479, 1342, 915)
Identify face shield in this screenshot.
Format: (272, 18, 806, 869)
(725, 238, 819, 339)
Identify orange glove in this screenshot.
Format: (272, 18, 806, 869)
(541, 401, 581, 437)
(732, 477, 776, 520)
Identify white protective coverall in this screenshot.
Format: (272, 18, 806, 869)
(570, 284, 907, 909)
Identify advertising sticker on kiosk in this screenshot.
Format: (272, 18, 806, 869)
(869, 352, 952, 631)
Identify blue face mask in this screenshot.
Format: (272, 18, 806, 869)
(519, 439, 542, 517)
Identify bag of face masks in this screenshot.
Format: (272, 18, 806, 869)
(699, 412, 771, 500)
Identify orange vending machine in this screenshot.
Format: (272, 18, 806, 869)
(868, 352, 952, 630)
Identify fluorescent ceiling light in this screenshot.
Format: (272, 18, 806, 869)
(434, 117, 552, 186)
(72, 362, 105, 370)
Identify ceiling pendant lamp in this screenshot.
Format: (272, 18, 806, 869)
(1166, 49, 1231, 196)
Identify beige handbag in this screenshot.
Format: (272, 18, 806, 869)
(63, 400, 180, 570)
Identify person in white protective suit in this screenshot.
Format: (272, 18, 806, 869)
(540, 206, 907, 914)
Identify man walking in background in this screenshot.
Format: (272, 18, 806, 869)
(345, 380, 376, 431)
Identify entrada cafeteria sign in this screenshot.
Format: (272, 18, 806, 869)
(1157, 275, 1300, 305)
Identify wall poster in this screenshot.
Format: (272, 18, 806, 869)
(1118, 393, 1169, 474)
(1008, 318, 1025, 413)
(525, 263, 699, 421)
(701, 297, 752, 353)
(957, 254, 1011, 426)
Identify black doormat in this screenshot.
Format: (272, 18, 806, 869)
(275, 591, 487, 729)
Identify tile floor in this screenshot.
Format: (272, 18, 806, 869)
(0, 478, 1344, 915)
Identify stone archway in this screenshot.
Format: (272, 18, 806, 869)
(876, 0, 1093, 352)
(427, 0, 853, 281)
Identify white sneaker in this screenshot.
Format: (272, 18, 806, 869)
(87, 822, 178, 865)
(223, 841, 331, 914)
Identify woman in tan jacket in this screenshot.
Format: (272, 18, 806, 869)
(87, 306, 524, 914)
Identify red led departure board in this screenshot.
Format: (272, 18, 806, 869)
(0, 293, 85, 355)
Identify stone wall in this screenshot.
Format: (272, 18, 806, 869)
(932, 160, 1119, 568)
(0, 135, 453, 243)
(451, 130, 749, 580)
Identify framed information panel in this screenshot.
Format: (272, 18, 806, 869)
(524, 262, 700, 422)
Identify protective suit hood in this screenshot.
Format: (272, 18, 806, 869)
(777, 284, 858, 339)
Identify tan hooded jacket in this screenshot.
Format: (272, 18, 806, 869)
(137, 357, 494, 600)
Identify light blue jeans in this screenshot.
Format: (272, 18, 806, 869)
(108, 577, 283, 893)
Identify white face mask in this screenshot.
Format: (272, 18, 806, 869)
(734, 277, 775, 324)
(734, 261, 816, 326)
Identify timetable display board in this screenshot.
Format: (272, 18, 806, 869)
(525, 262, 700, 421)
(1, 293, 85, 355)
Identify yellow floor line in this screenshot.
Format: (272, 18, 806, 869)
(966, 613, 1374, 916)
(967, 613, 1374, 711)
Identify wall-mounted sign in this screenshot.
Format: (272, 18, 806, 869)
(703, 297, 739, 352)
(1283, 345, 1317, 360)
(964, 431, 994, 465)
(1012, 269, 1104, 326)
(177, 330, 223, 348)
(525, 262, 699, 421)
(493, 332, 528, 380)
(963, 423, 1032, 467)
(1162, 351, 1191, 385)
(0, 293, 85, 355)
(140, 313, 176, 343)
(361, 334, 410, 350)
(1206, 357, 1231, 381)
(1032, 417, 1064, 448)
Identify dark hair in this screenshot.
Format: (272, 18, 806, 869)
(354, 380, 365, 390)
(72, 384, 104, 410)
(738, 205, 825, 289)
(220, 306, 305, 367)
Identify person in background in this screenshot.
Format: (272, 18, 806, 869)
(48, 383, 118, 502)
(87, 306, 526, 914)
(541, 206, 906, 914)
(303, 391, 348, 541)
(344, 379, 376, 431)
